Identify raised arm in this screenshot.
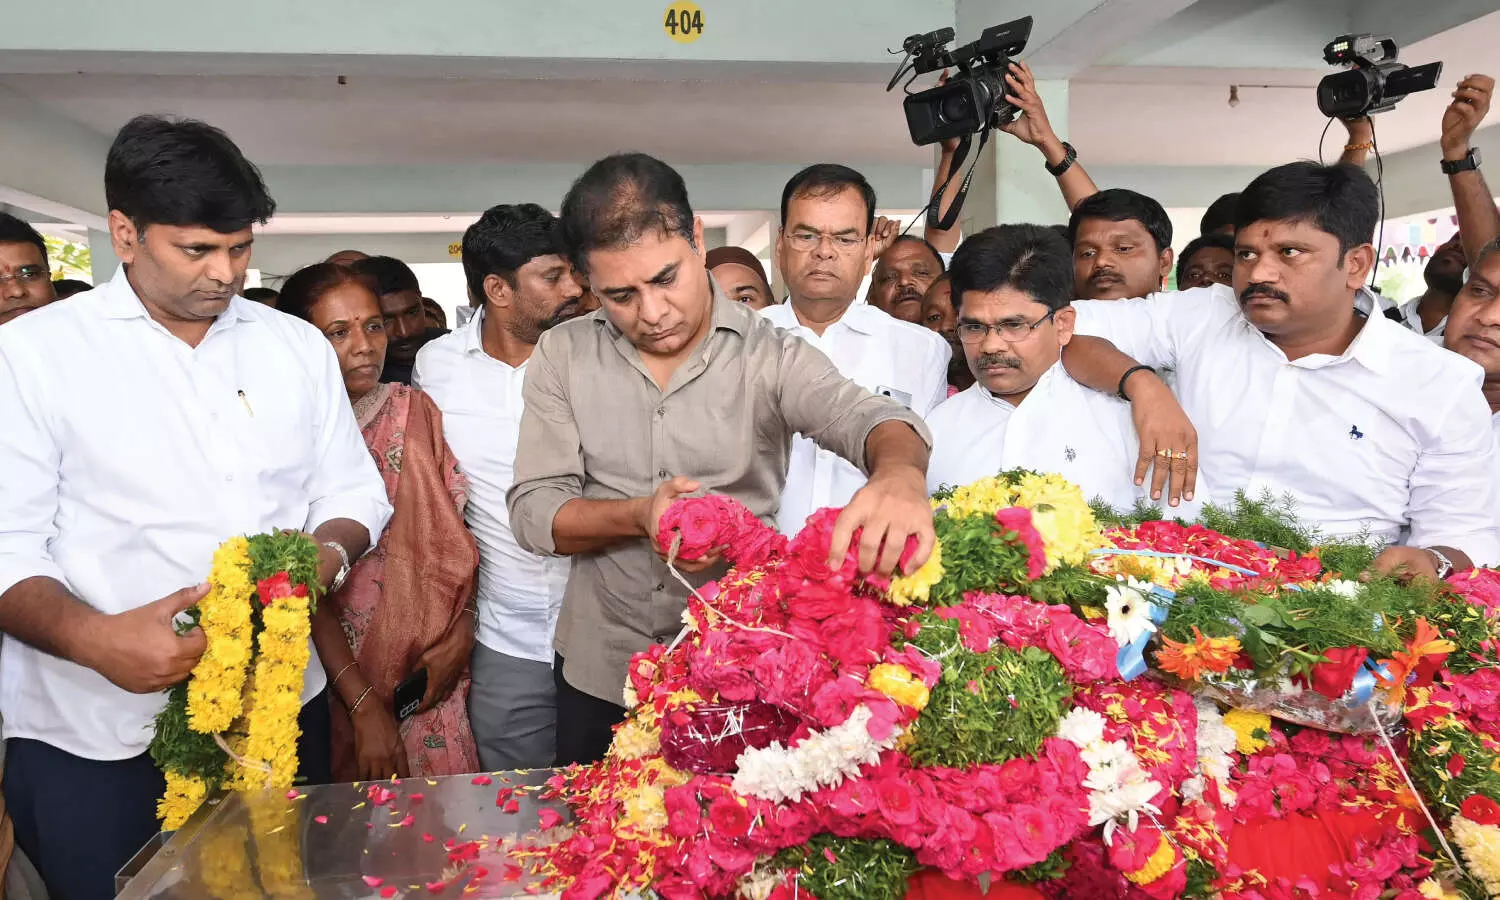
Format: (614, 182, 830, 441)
(1336, 116, 1375, 168)
(1441, 74, 1500, 264)
(999, 62, 1099, 211)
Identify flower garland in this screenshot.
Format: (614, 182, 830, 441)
(151, 531, 322, 828)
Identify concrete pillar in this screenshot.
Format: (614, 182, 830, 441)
(959, 79, 1071, 234)
(87, 229, 119, 285)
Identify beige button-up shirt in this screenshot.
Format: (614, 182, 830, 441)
(507, 289, 930, 704)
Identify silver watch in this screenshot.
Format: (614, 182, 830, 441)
(1427, 547, 1454, 580)
(322, 541, 352, 592)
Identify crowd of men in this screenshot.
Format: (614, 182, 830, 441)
(0, 60, 1499, 900)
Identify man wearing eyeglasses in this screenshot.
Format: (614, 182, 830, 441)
(925, 225, 1198, 514)
(0, 214, 58, 327)
(764, 164, 951, 534)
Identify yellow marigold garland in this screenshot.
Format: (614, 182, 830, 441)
(187, 537, 254, 733)
(888, 540, 944, 607)
(231, 588, 311, 791)
(152, 531, 320, 825)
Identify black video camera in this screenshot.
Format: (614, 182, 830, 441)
(1316, 33, 1442, 118)
(891, 16, 1033, 146)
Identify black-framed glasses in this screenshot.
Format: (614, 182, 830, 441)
(0, 266, 48, 286)
(956, 309, 1055, 344)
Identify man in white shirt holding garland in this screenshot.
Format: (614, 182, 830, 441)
(0, 116, 391, 900)
(925, 224, 1202, 518)
(763, 164, 951, 534)
(1061, 160, 1500, 578)
(414, 204, 583, 770)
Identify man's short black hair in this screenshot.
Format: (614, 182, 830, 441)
(949, 224, 1075, 313)
(104, 115, 275, 234)
(560, 153, 696, 273)
(242, 286, 280, 304)
(350, 255, 421, 296)
(1200, 192, 1241, 236)
(1235, 161, 1378, 258)
(1067, 189, 1172, 253)
(1175, 232, 1236, 285)
(881, 234, 945, 273)
(52, 278, 92, 298)
(781, 164, 877, 235)
(462, 204, 566, 302)
(0, 213, 46, 256)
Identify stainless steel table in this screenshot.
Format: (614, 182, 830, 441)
(116, 771, 567, 899)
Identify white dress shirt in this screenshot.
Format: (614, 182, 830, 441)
(413, 312, 568, 664)
(0, 267, 392, 761)
(1072, 284, 1500, 561)
(762, 301, 951, 533)
(926, 363, 1205, 518)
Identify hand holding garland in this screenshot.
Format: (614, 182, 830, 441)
(0, 576, 209, 693)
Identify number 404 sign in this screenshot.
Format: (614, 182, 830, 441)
(664, 1, 705, 44)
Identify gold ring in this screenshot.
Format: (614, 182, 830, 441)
(1157, 448, 1173, 459)
(1175, 451, 1190, 460)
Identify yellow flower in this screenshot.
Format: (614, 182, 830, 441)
(1223, 708, 1272, 755)
(1417, 877, 1461, 900)
(188, 536, 255, 733)
(1014, 472, 1107, 569)
(888, 540, 944, 607)
(1452, 815, 1500, 897)
(940, 476, 1019, 518)
(236, 591, 311, 790)
(157, 772, 210, 831)
(1123, 833, 1177, 885)
(610, 719, 662, 761)
(867, 663, 930, 711)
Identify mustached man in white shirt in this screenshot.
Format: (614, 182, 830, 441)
(763, 164, 951, 533)
(414, 204, 584, 771)
(1444, 240, 1500, 482)
(1061, 160, 1500, 580)
(926, 224, 1203, 518)
(0, 116, 391, 900)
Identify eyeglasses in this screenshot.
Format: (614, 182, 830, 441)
(785, 230, 866, 253)
(0, 266, 48, 286)
(956, 310, 1056, 344)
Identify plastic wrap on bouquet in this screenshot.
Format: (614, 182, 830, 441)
(659, 701, 801, 775)
(1179, 671, 1403, 735)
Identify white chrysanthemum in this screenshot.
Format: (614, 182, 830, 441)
(1057, 707, 1108, 748)
(1192, 698, 1238, 800)
(731, 705, 898, 802)
(1324, 579, 1362, 599)
(1105, 577, 1158, 646)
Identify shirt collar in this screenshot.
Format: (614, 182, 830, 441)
(96, 266, 256, 326)
(463, 306, 487, 354)
(1341, 305, 1397, 376)
(595, 272, 751, 342)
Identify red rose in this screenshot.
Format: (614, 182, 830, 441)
(255, 571, 298, 606)
(1462, 794, 1500, 826)
(706, 796, 753, 841)
(995, 507, 1047, 579)
(1448, 754, 1468, 779)
(1308, 646, 1370, 700)
(874, 777, 920, 826)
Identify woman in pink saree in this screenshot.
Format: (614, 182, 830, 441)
(281, 262, 480, 780)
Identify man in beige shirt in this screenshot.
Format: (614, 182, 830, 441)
(507, 153, 936, 766)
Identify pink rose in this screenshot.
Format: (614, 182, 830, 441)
(874, 777, 920, 826)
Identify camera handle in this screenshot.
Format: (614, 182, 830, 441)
(924, 125, 993, 233)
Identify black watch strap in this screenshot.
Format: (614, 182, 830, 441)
(1045, 142, 1078, 177)
(1441, 147, 1481, 175)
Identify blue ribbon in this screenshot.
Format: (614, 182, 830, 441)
(1114, 585, 1173, 681)
(1348, 659, 1391, 706)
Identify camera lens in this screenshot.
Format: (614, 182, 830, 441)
(940, 91, 972, 123)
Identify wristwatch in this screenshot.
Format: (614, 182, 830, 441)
(322, 541, 352, 593)
(1441, 147, 1481, 175)
(1427, 547, 1455, 580)
(1045, 141, 1078, 177)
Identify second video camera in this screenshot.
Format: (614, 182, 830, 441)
(896, 16, 1033, 146)
(1316, 34, 1442, 118)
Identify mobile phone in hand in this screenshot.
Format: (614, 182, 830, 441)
(394, 668, 428, 722)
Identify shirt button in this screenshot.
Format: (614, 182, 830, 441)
(224, 475, 234, 482)
(658, 469, 668, 479)
(654, 583, 665, 592)
(655, 407, 666, 418)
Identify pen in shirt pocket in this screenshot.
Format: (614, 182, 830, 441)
(237, 390, 255, 417)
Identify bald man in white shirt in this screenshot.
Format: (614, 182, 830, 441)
(0, 116, 390, 900)
(926, 224, 1203, 519)
(764, 164, 951, 534)
(1062, 161, 1500, 579)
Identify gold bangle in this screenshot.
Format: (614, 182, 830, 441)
(348, 685, 375, 715)
(331, 661, 359, 689)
